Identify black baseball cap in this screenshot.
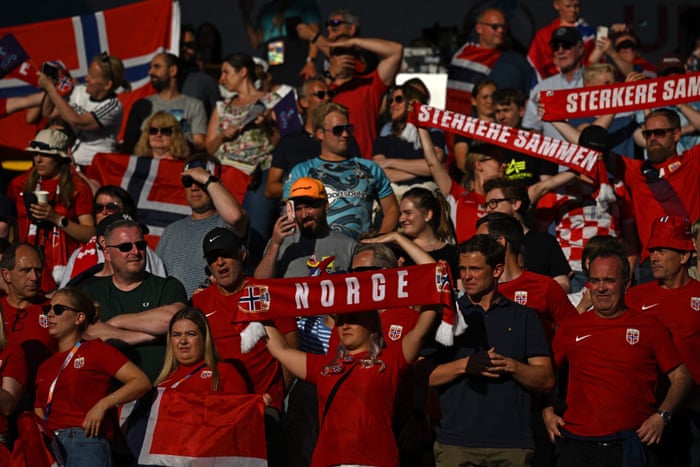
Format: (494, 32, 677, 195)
(202, 227, 244, 258)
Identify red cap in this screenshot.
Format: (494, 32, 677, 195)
(647, 216, 693, 252)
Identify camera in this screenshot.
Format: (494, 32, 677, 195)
(41, 62, 60, 80)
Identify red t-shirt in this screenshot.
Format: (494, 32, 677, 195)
(331, 69, 387, 158)
(2, 296, 57, 382)
(448, 181, 485, 243)
(157, 360, 249, 394)
(498, 270, 577, 342)
(306, 344, 407, 467)
(553, 309, 682, 436)
(35, 339, 128, 433)
(527, 19, 596, 81)
(626, 279, 700, 383)
(0, 344, 27, 436)
(192, 283, 296, 411)
(618, 148, 700, 259)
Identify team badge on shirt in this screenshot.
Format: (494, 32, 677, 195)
(514, 291, 528, 305)
(625, 328, 640, 346)
(691, 297, 700, 311)
(39, 313, 48, 328)
(73, 357, 85, 369)
(200, 370, 212, 379)
(238, 286, 271, 313)
(388, 324, 404, 341)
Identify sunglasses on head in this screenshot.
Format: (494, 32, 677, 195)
(614, 39, 638, 52)
(323, 124, 354, 137)
(98, 51, 115, 81)
(326, 19, 349, 28)
(550, 41, 575, 52)
(149, 126, 174, 136)
(390, 95, 404, 104)
(93, 202, 122, 214)
(641, 128, 677, 139)
(42, 304, 80, 316)
(106, 240, 148, 252)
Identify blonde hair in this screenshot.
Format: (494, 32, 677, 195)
(94, 53, 131, 92)
(155, 307, 221, 391)
(584, 63, 615, 85)
(133, 111, 191, 159)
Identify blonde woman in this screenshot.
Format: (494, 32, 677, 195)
(133, 112, 191, 160)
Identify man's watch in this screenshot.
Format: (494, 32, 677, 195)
(58, 216, 69, 228)
(203, 175, 220, 191)
(656, 409, 672, 424)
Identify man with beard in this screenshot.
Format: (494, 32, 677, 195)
(155, 154, 248, 297)
(122, 52, 207, 152)
(523, 27, 585, 142)
(255, 177, 356, 279)
(604, 109, 700, 266)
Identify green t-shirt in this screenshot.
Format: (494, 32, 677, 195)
(81, 274, 187, 381)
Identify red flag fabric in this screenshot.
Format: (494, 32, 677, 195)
(85, 154, 251, 245)
(409, 102, 603, 181)
(540, 72, 700, 121)
(124, 389, 267, 466)
(0, 0, 176, 153)
(445, 43, 501, 115)
(9, 412, 60, 467)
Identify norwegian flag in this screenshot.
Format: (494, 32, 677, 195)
(691, 297, 700, 312)
(626, 328, 640, 346)
(0, 0, 179, 152)
(238, 286, 271, 313)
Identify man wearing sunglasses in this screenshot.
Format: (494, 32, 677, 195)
(523, 27, 585, 142)
(283, 102, 398, 240)
(80, 218, 187, 382)
(156, 154, 248, 297)
(122, 52, 207, 153)
(0, 243, 56, 411)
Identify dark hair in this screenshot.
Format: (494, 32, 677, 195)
(476, 212, 523, 255)
(94, 185, 137, 218)
(0, 242, 42, 271)
(56, 287, 100, 329)
(197, 23, 222, 65)
(403, 77, 430, 102)
(492, 88, 526, 108)
(646, 108, 681, 129)
(472, 78, 497, 98)
(581, 235, 628, 276)
(482, 177, 530, 216)
(222, 53, 256, 85)
(458, 234, 505, 270)
(401, 187, 455, 243)
(587, 248, 630, 282)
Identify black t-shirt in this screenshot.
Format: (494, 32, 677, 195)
(523, 230, 571, 278)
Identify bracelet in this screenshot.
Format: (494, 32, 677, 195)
(306, 56, 315, 63)
(311, 32, 321, 44)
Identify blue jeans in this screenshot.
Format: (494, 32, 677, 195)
(54, 427, 112, 467)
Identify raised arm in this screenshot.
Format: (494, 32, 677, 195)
(401, 307, 437, 363)
(420, 128, 452, 196)
(37, 73, 102, 131)
(264, 324, 307, 380)
(333, 37, 403, 86)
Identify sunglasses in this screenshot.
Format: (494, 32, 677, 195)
(98, 51, 115, 81)
(149, 126, 174, 136)
(323, 124, 354, 137)
(479, 22, 507, 31)
(481, 198, 511, 210)
(106, 240, 148, 252)
(205, 251, 240, 264)
(11, 308, 27, 332)
(326, 19, 350, 28)
(42, 304, 80, 316)
(312, 90, 329, 99)
(550, 41, 575, 52)
(180, 40, 197, 50)
(614, 39, 638, 52)
(181, 175, 205, 188)
(641, 128, 677, 139)
(93, 202, 122, 214)
(390, 95, 404, 104)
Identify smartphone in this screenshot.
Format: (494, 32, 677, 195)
(286, 200, 295, 222)
(285, 16, 302, 41)
(41, 62, 60, 80)
(596, 26, 609, 40)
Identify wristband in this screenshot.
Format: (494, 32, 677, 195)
(311, 32, 321, 44)
(203, 175, 220, 191)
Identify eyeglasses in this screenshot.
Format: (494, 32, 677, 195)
(98, 51, 115, 81)
(105, 240, 148, 252)
(614, 40, 638, 52)
(481, 198, 511, 210)
(479, 22, 507, 31)
(326, 19, 350, 28)
(93, 202, 122, 214)
(550, 41, 575, 52)
(11, 308, 27, 332)
(641, 128, 677, 139)
(311, 90, 329, 99)
(322, 124, 354, 137)
(42, 304, 80, 316)
(149, 126, 174, 136)
(390, 95, 404, 104)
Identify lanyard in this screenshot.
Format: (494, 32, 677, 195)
(44, 340, 82, 421)
(169, 363, 207, 389)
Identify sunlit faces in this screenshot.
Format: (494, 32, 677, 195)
(2, 245, 42, 300)
(170, 319, 205, 366)
(483, 188, 516, 215)
(32, 153, 61, 179)
(301, 81, 331, 115)
(104, 226, 146, 276)
(586, 71, 615, 87)
(336, 311, 376, 352)
(399, 197, 431, 238)
(554, 0, 581, 24)
(93, 193, 124, 224)
(471, 83, 497, 120)
(644, 115, 680, 164)
(476, 154, 506, 181)
(326, 15, 354, 41)
(553, 41, 584, 74)
(294, 198, 327, 236)
(219, 62, 246, 93)
(318, 111, 350, 155)
(184, 177, 214, 214)
(389, 89, 407, 121)
(148, 54, 171, 91)
(588, 255, 629, 318)
(458, 251, 501, 299)
(206, 250, 246, 293)
(44, 293, 83, 339)
(476, 10, 507, 49)
(85, 60, 112, 100)
(494, 102, 524, 128)
(649, 248, 691, 283)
